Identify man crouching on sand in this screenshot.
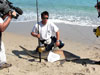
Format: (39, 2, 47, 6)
(31, 11, 64, 51)
(0, 11, 16, 70)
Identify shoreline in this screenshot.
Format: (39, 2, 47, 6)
(6, 21, 98, 45)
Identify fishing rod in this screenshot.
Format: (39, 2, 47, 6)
(97, 0, 98, 4)
(36, 0, 41, 62)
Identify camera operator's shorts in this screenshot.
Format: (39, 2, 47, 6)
(0, 42, 7, 64)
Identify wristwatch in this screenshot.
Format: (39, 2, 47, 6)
(56, 40, 60, 42)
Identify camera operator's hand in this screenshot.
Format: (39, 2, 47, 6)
(9, 11, 16, 17)
(12, 11, 16, 17)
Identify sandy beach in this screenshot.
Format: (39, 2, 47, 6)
(0, 21, 100, 75)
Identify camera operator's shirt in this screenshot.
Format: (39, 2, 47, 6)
(32, 20, 59, 40)
(0, 18, 4, 23)
(0, 17, 4, 49)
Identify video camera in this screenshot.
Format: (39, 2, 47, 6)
(93, 26, 100, 38)
(0, 0, 23, 19)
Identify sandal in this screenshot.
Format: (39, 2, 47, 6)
(0, 63, 12, 70)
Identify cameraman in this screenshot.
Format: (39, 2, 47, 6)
(0, 11, 16, 70)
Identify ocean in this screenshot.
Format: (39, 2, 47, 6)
(9, 0, 100, 27)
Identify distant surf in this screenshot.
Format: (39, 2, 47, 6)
(10, 0, 99, 27)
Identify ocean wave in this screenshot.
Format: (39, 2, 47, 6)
(11, 13, 99, 27)
(51, 19, 98, 27)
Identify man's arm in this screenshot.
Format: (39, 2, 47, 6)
(56, 31, 59, 41)
(31, 24, 40, 39)
(0, 15, 12, 32)
(56, 31, 60, 46)
(31, 32, 40, 38)
(0, 11, 16, 32)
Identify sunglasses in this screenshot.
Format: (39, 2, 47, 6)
(42, 17, 49, 19)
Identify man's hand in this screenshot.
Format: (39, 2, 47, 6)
(9, 11, 16, 17)
(56, 41, 60, 47)
(12, 11, 17, 17)
(36, 34, 40, 38)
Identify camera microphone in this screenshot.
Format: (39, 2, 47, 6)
(15, 7, 23, 15)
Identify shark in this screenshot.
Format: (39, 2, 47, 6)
(13, 46, 100, 66)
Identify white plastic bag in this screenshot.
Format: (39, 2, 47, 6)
(47, 51, 60, 62)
